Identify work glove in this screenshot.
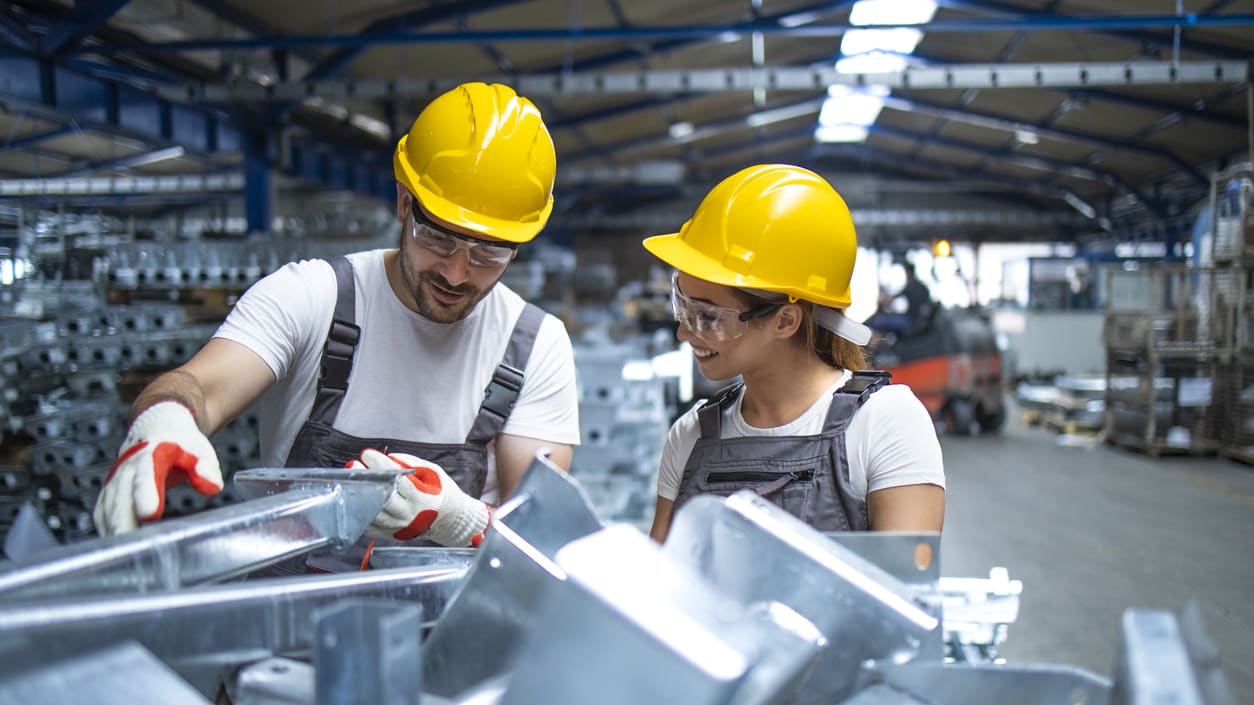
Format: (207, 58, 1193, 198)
(349, 449, 489, 548)
(92, 401, 223, 536)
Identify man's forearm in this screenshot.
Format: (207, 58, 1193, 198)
(128, 369, 212, 433)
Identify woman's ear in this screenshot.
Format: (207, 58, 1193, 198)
(772, 303, 803, 339)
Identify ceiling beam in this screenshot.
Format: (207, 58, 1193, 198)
(881, 94, 1207, 185)
(54, 146, 187, 179)
(0, 173, 242, 196)
(0, 126, 76, 154)
(934, 0, 1251, 60)
(301, 0, 527, 83)
(106, 14, 1254, 53)
(160, 60, 1250, 104)
(40, 0, 130, 56)
(0, 8, 33, 52)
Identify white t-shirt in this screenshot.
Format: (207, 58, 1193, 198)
(214, 249, 581, 504)
(656, 371, 944, 502)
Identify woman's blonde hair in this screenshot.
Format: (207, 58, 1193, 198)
(732, 291, 867, 371)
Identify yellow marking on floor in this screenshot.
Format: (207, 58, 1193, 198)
(1183, 471, 1254, 507)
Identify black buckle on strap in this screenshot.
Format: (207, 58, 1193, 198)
(481, 363, 525, 420)
(319, 319, 361, 392)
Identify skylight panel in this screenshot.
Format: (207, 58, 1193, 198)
(816, 0, 938, 143)
(815, 124, 870, 143)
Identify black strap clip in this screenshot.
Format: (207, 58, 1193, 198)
(319, 319, 361, 392)
(481, 363, 525, 420)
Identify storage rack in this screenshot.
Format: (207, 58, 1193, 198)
(1102, 263, 1229, 456)
(1208, 164, 1254, 465)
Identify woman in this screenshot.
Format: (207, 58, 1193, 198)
(643, 164, 945, 542)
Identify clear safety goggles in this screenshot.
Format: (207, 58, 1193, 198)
(670, 271, 781, 342)
(410, 207, 517, 268)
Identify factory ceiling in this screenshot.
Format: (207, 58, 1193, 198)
(0, 0, 1252, 248)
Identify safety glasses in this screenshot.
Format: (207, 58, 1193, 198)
(410, 207, 517, 267)
(669, 271, 781, 342)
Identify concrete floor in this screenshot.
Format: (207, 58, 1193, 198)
(939, 413, 1254, 698)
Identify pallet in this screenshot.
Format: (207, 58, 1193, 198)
(1018, 409, 1044, 427)
(1040, 412, 1102, 437)
(1105, 431, 1218, 458)
(1221, 445, 1254, 467)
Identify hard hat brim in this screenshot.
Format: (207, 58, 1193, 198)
(643, 231, 852, 309)
(394, 139, 552, 244)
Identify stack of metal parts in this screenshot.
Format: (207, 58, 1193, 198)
(571, 343, 674, 523)
(98, 238, 386, 291)
(1036, 374, 1106, 434)
(0, 454, 1236, 705)
(0, 294, 260, 542)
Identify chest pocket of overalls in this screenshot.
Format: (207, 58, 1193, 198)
(695, 450, 822, 524)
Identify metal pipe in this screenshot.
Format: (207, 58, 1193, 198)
(0, 565, 466, 675)
(0, 467, 399, 600)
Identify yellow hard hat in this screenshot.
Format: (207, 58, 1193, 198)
(393, 82, 556, 243)
(643, 164, 858, 308)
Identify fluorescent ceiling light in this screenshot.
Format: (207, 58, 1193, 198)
(1062, 191, 1097, 219)
(717, 31, 740, 43)
(1014, 129, 1040, 145)
(745, 100, 823, 127)
(349, 113, 391, 140)
(815, 124, 869, 143)
(841, 27, 923, 56)
(128, 145, 185, 167)
(836, 51, 909, 74)
(668, 121, 695, 140)
(850, 0, 938, 26)
(779, 11, 820, 28)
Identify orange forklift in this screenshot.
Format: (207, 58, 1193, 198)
(869, 307, 1006, 435)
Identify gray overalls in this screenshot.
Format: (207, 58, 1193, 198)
(673, 371, 891, 532)
(283, 257, 544, 566)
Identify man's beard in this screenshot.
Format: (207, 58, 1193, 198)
(398, 244, 495, 323)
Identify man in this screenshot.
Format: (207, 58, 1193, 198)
(93, 82, 581, 550)
(868, 262, 936, 338)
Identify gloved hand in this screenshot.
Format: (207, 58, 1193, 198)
(349, 449, 489, 548)
(92, 401, 223, 536)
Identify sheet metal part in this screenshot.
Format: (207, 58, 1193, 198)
(420, 452, 605, 698)
(0, 641, 213, 705)
(857, 661, 1111, 705)
(1113, 610, 1218, 705)
(0, 565, 465, 695)
(502, 524, 826, 705)
(0, 451, 1238, 705)
(0, 467, 399, 599)
(312, 600, 423, 705)
(665, 493, 941, 705)
(233, 657, 316, 705)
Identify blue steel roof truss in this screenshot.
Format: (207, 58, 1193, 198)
(0, 0, 1248, 240)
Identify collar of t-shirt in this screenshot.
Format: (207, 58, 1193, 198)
(727, 368, 853, 437)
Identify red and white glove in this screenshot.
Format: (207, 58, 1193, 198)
(92, 401, 223, 536)
(349, 449, 489, 548)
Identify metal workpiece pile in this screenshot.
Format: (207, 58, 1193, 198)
(570, 343, 673, 524)
(0, 454, 1235, 705)
(0, 296, 259, 542)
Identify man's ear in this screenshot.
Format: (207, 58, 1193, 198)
(773, 303, 803, 339)
(396, 184, 410, 224)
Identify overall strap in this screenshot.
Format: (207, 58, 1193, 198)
(697, 382, 745, 439)
(466, 303, 547, 445)
(307, 257, 361, 426)
(821, 370, 892, 434)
